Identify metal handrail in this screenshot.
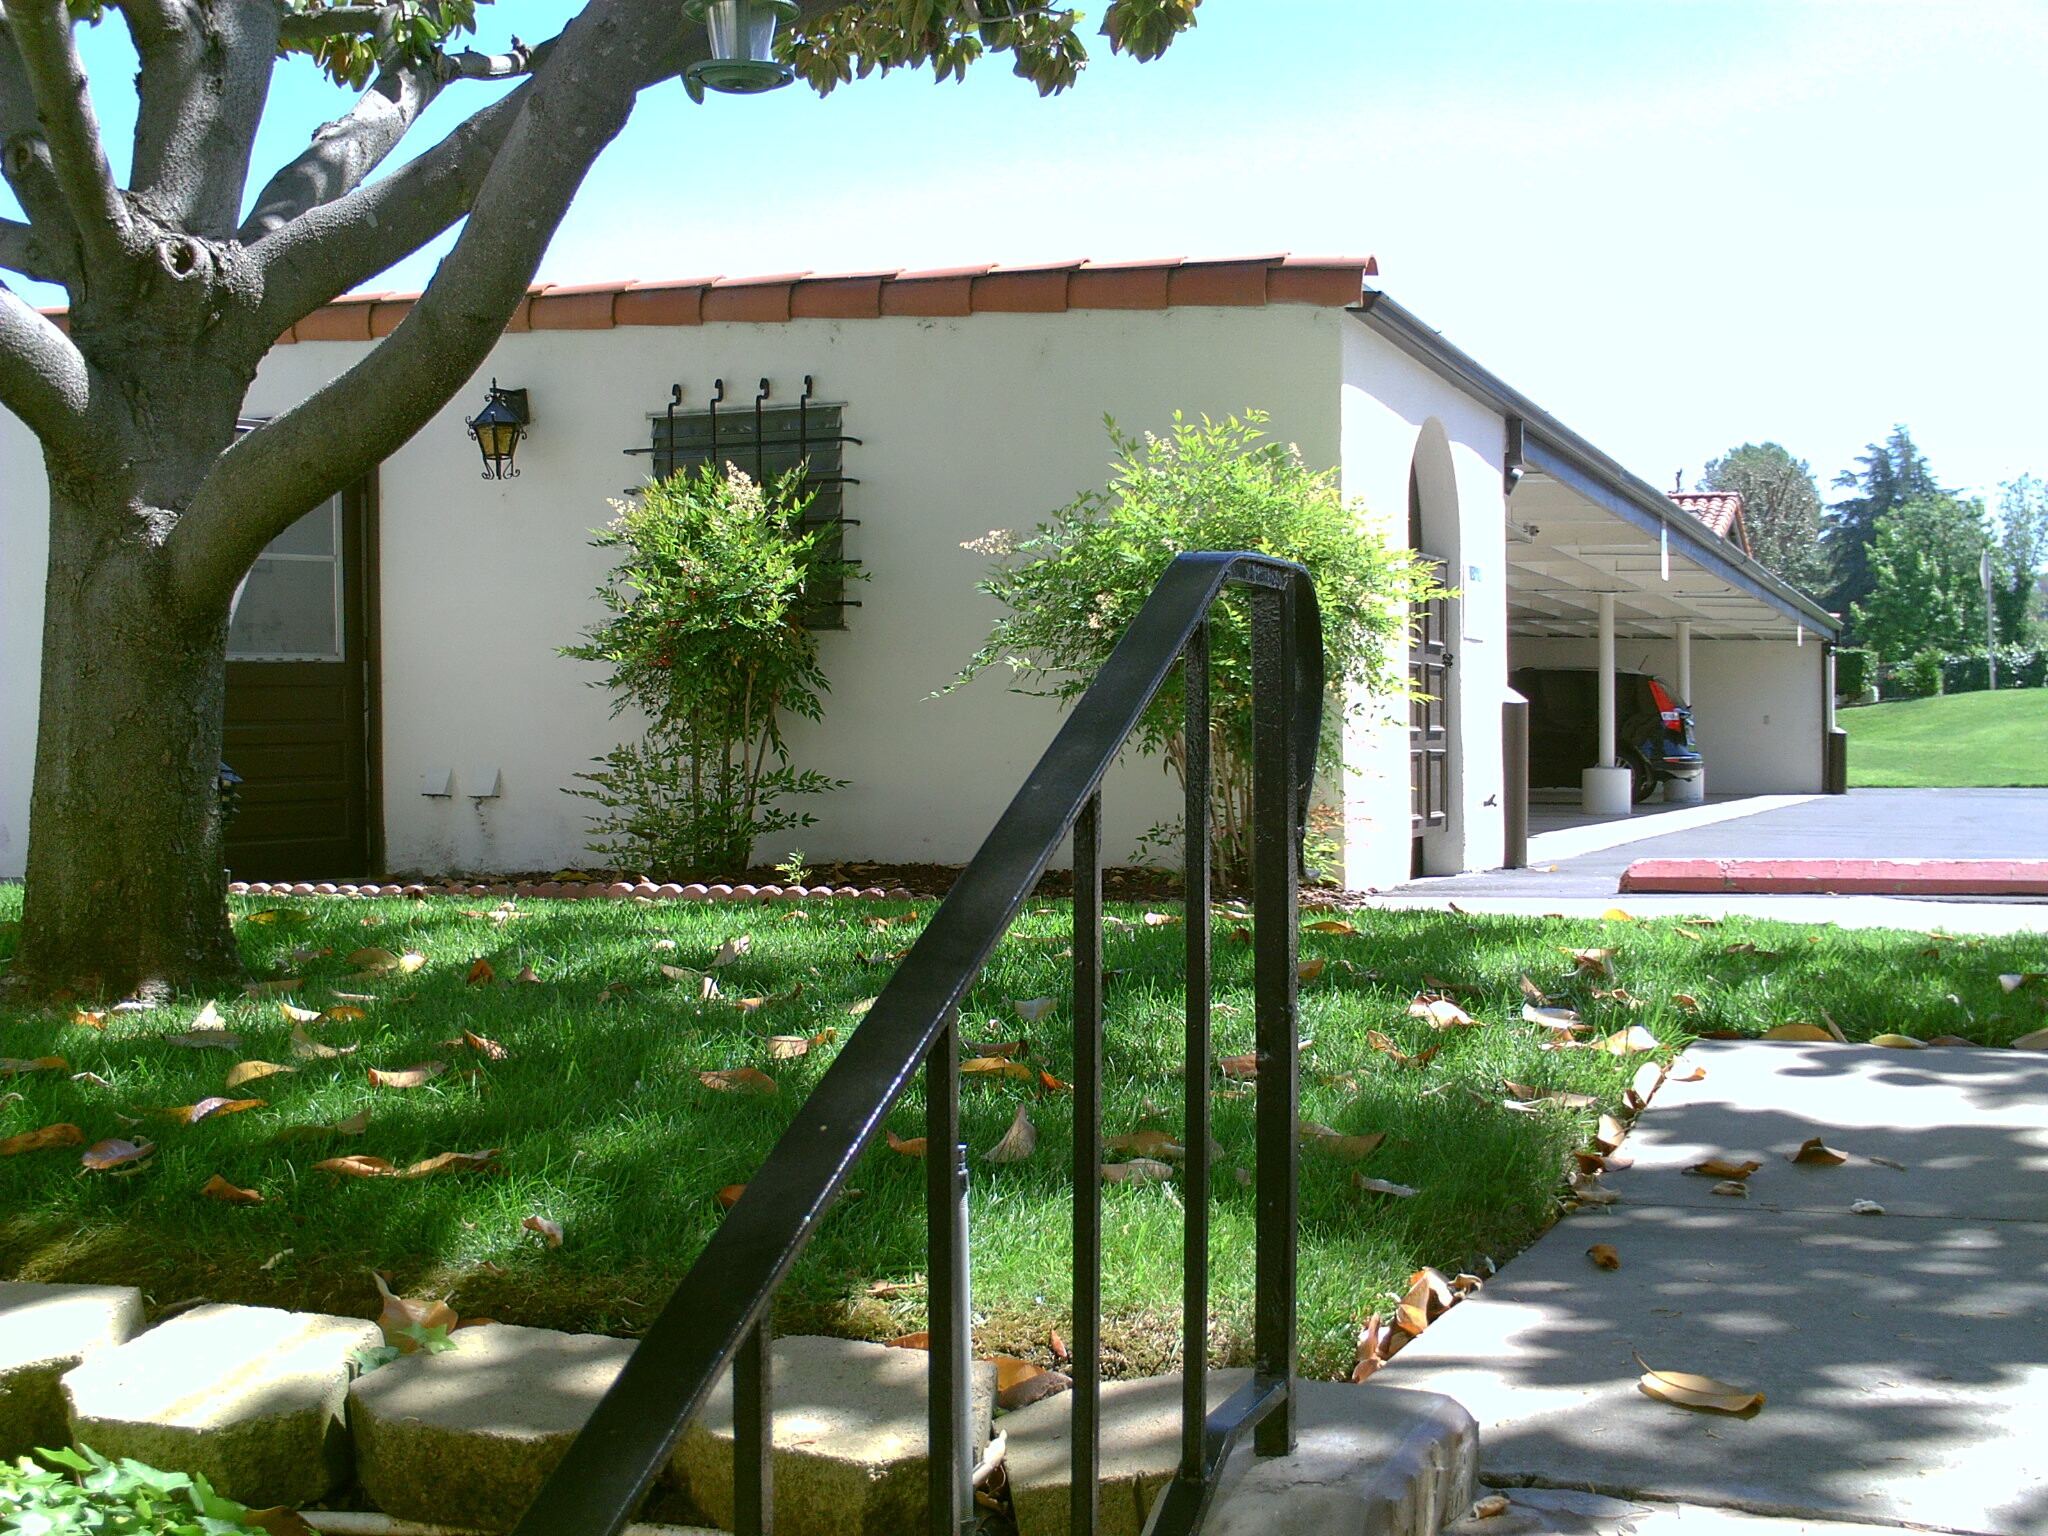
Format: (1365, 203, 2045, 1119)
(509, 551, 1324, 1536)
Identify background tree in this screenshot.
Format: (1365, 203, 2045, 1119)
(0, 0, 1200, 1001)
(1696, 441, 1827, 593)
(1825, 425, 1942, 626)
(1993, 474, 2048, 649)
(1850, 493, 1992, 662)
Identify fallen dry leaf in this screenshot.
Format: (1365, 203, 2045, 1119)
(1563, 946, 1617, 978)
(1593, 1114, 1629, 1154)
(523, 1215, 565, 1248)
(1671, 993, 1702, 1015)
(1626, 1060, 1665, 1112)
(0, 1122, 83, 1156)
(984, 1103, 1038, 1164)
(996, 1358, 1071, 1410)
(372, 1271, 458, 1354)
(1687, 1157, 1763, 1179)
(1600, 1025, 1660, 1056)
(1761, 1022, 1832, 1042)
(887, 1129, 928, 1157)
(0, 1056, 68, 1077)
(368, 1062, 447, 1089)
(1101, 1158, 1174, 1186)
(80, 1137, 154, 1171)
(1305, 919, 1357, 935)
(1523, 1003, 1584, 1031)
(1219, 1051, 1260, 1080)
(699, 1067, 777, 1096)
(1790, 1137, 1848, 1166)
(1999, 973, 2048, 993)
(226, 1060, 296, 1090)
(456, 1030, 509, 1061)
(2012, 1027, 2048, 1051)
(1711, 1180, 1749, 1197)
(200, 1173, 263, 1205)
(244, 977, 304, 999)
(1353, 1174, 1419, 1198)
(1395, 1267, 1454, 1335)
(1012, 996, 1057, 1023)
(279, 1002, 324, 1025)
(964, 1038, 1028, 1059)
(715, 1184, 747, 1209)
(191, 1001, 227, 1030)
(1668, 1062, 1707, 1083)
(1106, 1128, 1185, 1161)
(466, 957, 496, 985)
(291, 1023, 357, 1060)
(1636, 1355, 1764, 1415)
(1301, 1126, 1385, 1163)
(1602, 907, 1636, 923)
(1587, 1243, 1621, 1270)
(1870, 1033, 1928, 1050)
(271, 1107, 370, 1144)
(1142, 911, 1182, 927)
(1850, 1198, 1886, 1215)
(1408, 996, 1478, 1029)
(710, 935, 753, 968)
(886, 1331, 931, 1350)
(1351, 1316, 1387, 1383)
(961, 1056, 1035, 1082)
(1366, 1031, 1440, 1069)
(1297, 957, 1327, 983)
(70, 1009, 106, 1029)
(767, 1034, 812, 1060)
(323, 1004, 368, 1023)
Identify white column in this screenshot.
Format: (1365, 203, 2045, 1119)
(1667, 617, 1705, 803)
(1596, 592, 1617, 768)
(1675, 618, 1693, 704)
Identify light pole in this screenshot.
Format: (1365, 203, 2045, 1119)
(1982, 548, 1998, 691)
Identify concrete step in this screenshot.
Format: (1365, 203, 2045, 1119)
(0, 1281, 143, 1460)
(1619, 856, 2048, 894)
(61, 1302, 379, 1507)
(1000, 1367, 1477, 1536)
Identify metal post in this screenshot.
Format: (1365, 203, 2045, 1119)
(925, 1014, 973, 1536)
(1675, 618, 1692, 706)
(734, 1317, 773, 1536)
(1597, 593, 1617, 768)
(1501, 694, 1528, 869)
(1180, 624, 1213, 1483)
(1071, 794, 1104, 1536)
(1983, 549, 1999, 691)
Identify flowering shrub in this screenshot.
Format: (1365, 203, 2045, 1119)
(562, 468, 856, 878)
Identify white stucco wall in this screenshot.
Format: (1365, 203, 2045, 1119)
(232, 303, 1351, 875)
(1338, 319, 1510, 889)
(0, 406, 47, 879)
(1508, 634, 1827, 795)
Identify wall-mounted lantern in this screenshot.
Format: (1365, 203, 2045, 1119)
(466, 380, 530, 480)
(684, 0, 798, 94)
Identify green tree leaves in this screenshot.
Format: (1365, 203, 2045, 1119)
(1851, 493, 1993, 663)
(1697, 442, 1828, 594)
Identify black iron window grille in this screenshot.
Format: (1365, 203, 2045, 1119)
(509, 552, 1324, 1536)
(626, 376, 862, 629)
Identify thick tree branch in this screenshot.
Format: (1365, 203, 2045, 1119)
(0, 211, 68, 281)
(121, 0, 279, 235)
(276, 5, 399, 44)
(0, 279, 90, 453)
(239, 57, 445, 240)
(6, 0, 130, 267)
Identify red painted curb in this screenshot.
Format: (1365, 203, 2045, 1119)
(1620, 858, 2048, 896)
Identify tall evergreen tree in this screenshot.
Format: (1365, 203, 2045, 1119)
(1698, 442, 1827, 593)
(1994, 475, 2048, 649)
(1850, 493, 1992, 662)
(1827, 426, 1942, 625)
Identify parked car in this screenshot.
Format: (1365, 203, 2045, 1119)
(1509, 666, 1703, 803)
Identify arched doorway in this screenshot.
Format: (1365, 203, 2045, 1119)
(1408, 420, 1461, 877)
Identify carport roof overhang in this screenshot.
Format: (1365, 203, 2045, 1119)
(1351, 292, 1840, 643)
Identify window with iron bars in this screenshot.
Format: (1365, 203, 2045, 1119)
(629, 379, 861, 629)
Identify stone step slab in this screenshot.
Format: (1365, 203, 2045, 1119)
(674, 1335, 996, 1536)
(1001, 1369, 1477, 1536)
(0, 1282, 144, 1461)
(61, 1302, 378, 1507)
(348, 1322, 639, 1531)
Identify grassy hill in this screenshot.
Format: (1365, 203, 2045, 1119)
(1841, 687, 2048, 787)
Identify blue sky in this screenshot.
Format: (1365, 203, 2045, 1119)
(20, 1, 2048, 507)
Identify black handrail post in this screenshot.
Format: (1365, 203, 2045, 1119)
(1249, 585, 1300, 1461)
(926, 1010, 974, 1535)
(734, 1316, 773, 1536)
(1071, 790, 1105, 1536)
(1180, 622, 1214, 1481)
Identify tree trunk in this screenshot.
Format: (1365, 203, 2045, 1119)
(12, 483, 240, 1000)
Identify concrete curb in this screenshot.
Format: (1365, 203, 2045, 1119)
(1620, 856, 2048, 895)
(226, 879, 918, 902)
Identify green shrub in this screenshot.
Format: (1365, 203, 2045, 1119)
(0, 1444, 277, 1535)
(1897, 647, 1945, 698)
(1834, 648, 1873, 696)
(958, 412, 1443, 889)
(562, 468, 858, 879)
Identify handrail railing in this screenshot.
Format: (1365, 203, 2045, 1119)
(510, 552, 1324, 1536)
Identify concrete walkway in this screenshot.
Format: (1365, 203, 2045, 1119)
(1365, 789, 2048, 934)
(1382, 1039, 2048, 1535)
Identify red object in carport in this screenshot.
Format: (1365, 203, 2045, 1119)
(1620, 858, 2048, 895)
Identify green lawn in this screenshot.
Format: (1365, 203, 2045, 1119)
(1842, 686, 2048, 787)
(2, 888, 2045, 1380)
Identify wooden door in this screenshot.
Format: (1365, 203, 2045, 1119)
(222, 482, 378, 880)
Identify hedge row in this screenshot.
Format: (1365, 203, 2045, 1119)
(1842, 645, 2048, 699)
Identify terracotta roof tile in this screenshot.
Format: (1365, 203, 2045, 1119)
(161, 254, 1378, 344)
(1669, 491, 1752, 554)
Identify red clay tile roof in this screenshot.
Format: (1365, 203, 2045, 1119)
(255, 255, 1375, 342)
(1669, 491, 1752, 555)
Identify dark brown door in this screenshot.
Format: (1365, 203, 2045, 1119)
(1409, 564, 1451, 841)
(222, 482, 378, 880)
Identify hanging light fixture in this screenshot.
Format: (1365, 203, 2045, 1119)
(684, 0, 798, 94)
(465, 380, 530, 480)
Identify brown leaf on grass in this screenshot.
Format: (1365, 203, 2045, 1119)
(1593, 987, 1644, 1009)
(279, 1002, 323, 1025)
(512, 965, 541, 985)
(315, 1155, 396, 1177)
(2000, 972, 2048, 993)
(1101, 1158, 1174, 1186)
(0, 1056, 68, 1077)
(1871, 1033, 1928, 1050)
(452, 1031, 510, 1061)
(290, 1024, 357, 1061)
(1305, 919, 1357, 935)
(1668, 1062, 1708, 1082)
(1351, 1316, 1387, 1382)
(1762, 1022, 1832, 1042)
(1601, 1025, 1660, 1056)
(1037, 1069, 1073, 1094)
(1671, 993, 1702, 1015)
(466, 958, 495, 985)
(523, 1215, 565, 1249)
(1790, 1137, 1848, 1165)
(1296, 958, 1327, 983)
(1366, 1031, 1440, 1069)
(244, 977, 303, 998)
(2012, 1027, 2048, 1051)
(1626, 1060, 1665, 1112)
(1422, 975, 1483, 996)
(1107, 1127, 1186, 1161)
(158, 1097, 264, 1126)
(728, 982, 803, 1014)
(709, 935, 753, 968)
(1593, 1114, 1629, 1154)
(226, 1061, 295, 1090)
(1587, 1244, 1622, 1270)
(715, 1184, 747, 1209)
(1635, 1354, 1764, 1414)
(200, 1173, 263, 1205)
(1353, 1174, 1419, 1198)
(1687, 1157, 1763, 1179)
(368, 1062, 447, 1089)
(984, 1104, 1038, 1164)
(886, 1130, 928, 1157)
(1570, 1173, 1620, 1205)
(1408, 996, 1478, 1029)
(995, 1357, 1071, 1410)
(1395, 1268, 1454, 1335)
(1, 1122, 83, 1156)
(1518, 973, 1554, 1003)
(699, 1067, 778, 1096)
(1142, 911, 1183, 927)
(767, 1034, 813, 1060)
(961, 1056, 1035, 1082)
(70, 1009, 107, 1029)
(1523, 1003, 1584, 1030)
(323, 1004, 368, 1022)
(964, 1038, 1028, 1059)
(1220, 1052, 1260, 1080)
(401, 1149, 501, 1177)
(886, 1331, 931, 1350)
(372, 1271, 459, 1354)
(1301, 1124, 1386, 1163)
(80, 1137, 153, 1170)
(1563, 947, 1618, 978)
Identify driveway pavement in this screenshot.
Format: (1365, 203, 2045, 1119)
(1363, 789, 2048, 934)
